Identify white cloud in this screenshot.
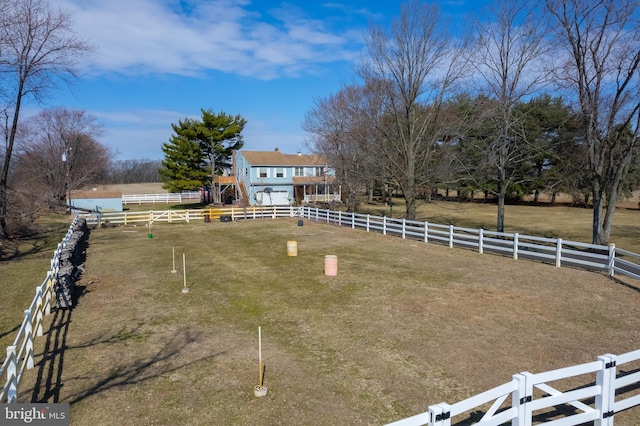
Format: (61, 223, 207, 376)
(57, 0, 366, 80)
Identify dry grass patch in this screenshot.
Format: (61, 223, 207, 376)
(13, 218, 640, 425)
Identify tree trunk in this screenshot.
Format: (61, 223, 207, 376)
(0, 79, 25, 238)
(496, 178, 506, 233)
(592, 193, 606, 245)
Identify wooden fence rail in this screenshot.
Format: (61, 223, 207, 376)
(1, 217, 78, 403)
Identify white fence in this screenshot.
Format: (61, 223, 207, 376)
(81, 206, 640, 280)
(121, 191, 200, 205)
(0, 217, 79, 403)
(10, 206, 639, 421)
(387, 349, 640, 426)
(81, 206, 304, 226)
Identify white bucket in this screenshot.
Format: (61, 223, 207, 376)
(324, 255, 338, 276)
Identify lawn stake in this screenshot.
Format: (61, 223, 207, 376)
(181, 253, 189, 293)
(171, 246, 177, 273)
(254, 326, 267, 397)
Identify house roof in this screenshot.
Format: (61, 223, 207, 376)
(241, 150, 328, 167)
(70, 190, 122, 199)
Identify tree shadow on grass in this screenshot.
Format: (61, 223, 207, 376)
(29, 299, 224, 405)
(63, 330, 225, 405)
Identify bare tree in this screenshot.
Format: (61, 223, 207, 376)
(0, 0, 93, 237)
(13, 107, 111, 213)
(358, 1, 466, 220)
(303, 81, 385, 212)
(464, 0, 551, 232)
(547, 0, 640, 245)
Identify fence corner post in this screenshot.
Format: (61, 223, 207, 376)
(607, 244, 616, 277)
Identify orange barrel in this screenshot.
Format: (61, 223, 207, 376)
(324, 255, 338, 276)
(287, 240, 298, 257)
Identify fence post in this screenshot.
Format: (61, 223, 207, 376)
(424, 222, 429, 243)
(513, 233, 519, 260)
(520, 371, 535, 426)
(351, 212, 355, 229)
(448, 225, 454, 248)
(595, 354, 616, 426)
(479, 229, 483, 254)
(44, 271, 52, 316)
(35, 287, 44, 337)
(428, 402, 451, 426)
(555, 238, 562, 267)
(402, 219, 406, 239)
(607, 244, 616, 277)
(383, 216, 387, 235)
(6, 345, 18, 403)
(366, 215, 370, 232)
(186, 209, 190, 223)
(338, 211, 342, 227)
(24, 310, 34, 369)
(513, 373, 528, 426)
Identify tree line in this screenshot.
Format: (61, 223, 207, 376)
(303, 0, 640, 245)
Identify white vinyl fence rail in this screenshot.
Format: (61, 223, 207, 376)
(0, 217, 79, 403)
(121, 191, 200, 205)
(387, 349, 640, 426)
(80, 206, 640, 280)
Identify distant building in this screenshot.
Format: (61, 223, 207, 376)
(228, 149, 340, 206)
(68, 189, 123, 213)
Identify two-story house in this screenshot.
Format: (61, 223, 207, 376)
(231, 149, 340, 206)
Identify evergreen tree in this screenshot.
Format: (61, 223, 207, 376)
(159, 110, 246, 194)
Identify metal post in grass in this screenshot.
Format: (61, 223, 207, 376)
(181, 253, 189, 293)
(171, 247, 177, 274)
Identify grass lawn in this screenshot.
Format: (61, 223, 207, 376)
(8, 217, 640, 425)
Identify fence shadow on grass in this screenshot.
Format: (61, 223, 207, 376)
(29, 305, 224, 405)
(29, 283, 87, 403)
(63, 329, 225, 405)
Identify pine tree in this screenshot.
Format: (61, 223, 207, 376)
(159, 110, 246, 194)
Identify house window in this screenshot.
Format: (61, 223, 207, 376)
(276, 168, 284, 178)
(258, 168, 267, 178)
(315, 167, 325, 176)
(294, 167, 304, 177)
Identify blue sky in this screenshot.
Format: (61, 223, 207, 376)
(41, 0, 483, 161)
